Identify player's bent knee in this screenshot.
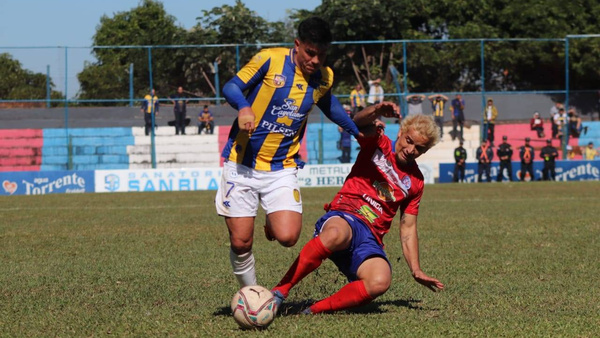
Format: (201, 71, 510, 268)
(364, 275, 391, 298)
(275, 232, 300, 247)
(230, 239, 253, 254)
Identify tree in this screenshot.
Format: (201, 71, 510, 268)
(77, 0, 185, 102)
(184, 0, 292, 97)
(0, 53, 62, 103)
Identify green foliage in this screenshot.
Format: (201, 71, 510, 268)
(77, 0, 185, 102)
(0, 53, 62, 101)
(0, 182, 598, 335)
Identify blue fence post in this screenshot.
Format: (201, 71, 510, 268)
(129, 63, 134, 107)
(563, 37, 570, 160)
(148, 47, 156, 169)
(236, 44, 240, 72)
(402, 41, 408, 118)
(64, 46, 71, 170)
(214, 60, 220, 106)
(46, 65, 50, 108)
(480, 39, 486, 144)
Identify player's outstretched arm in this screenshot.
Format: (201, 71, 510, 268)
(400, 213, 444, 292)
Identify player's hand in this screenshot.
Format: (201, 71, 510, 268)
(412, 269, 445, 292)
(238, 107, 256, 134)
(374, 101, 400, 119)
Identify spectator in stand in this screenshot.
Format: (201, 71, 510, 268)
(197, 105, 214, 135)
(519, 137, 535, 181)
(540, 139, 558, 181)
(428, 94, 449, 140)
(553, 107, 568, 140)
(496, 135, 513, 182)
(450, 94, 465, 141)
(349, 84, 366, 118)
(367, 78, 384, 105)
(406, 94, 426, 116)
(530, 111, 545, 138)
(141, 88, 159, 136)
(170, 86, 188, 135)
(567, 108, 586, 138)
(583, 141, 599, 160)
(483, 98, 498, 146)
(337, 126, 352, 163)
(453, 140, 467, 183)
(476, 141, 493, 183)
(549, 102, 563, 138)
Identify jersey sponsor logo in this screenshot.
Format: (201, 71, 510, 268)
(373, 181, 395, 202)
(270, 98, 304, 123)
(372, 149, 403, 187)
(273, 74, 286, 88)
(362, 193, 383, 213)
(260, 120, 296, 137)
(357, 204, 379, 224)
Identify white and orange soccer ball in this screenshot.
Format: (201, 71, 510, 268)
(231, 285, 276, 329)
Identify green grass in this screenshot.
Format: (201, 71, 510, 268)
(1, 182, 599, 336)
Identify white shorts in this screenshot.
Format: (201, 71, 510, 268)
(215, 161, 302, 217)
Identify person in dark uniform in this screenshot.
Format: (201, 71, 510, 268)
(519, 137, 535, 181)
(476, 141, 493, 182)
(540, 139, 558, 181)
(337, 126, 352, 163)
(496, 135, 513, 182)
(453, 140, 467, 182)
(141, 88, 159, 136)
(170, 86, 188, 135)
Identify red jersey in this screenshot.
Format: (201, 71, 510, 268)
(326, 132, 424, 244)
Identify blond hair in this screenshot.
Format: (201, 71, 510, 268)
(400, 114, 440, 150)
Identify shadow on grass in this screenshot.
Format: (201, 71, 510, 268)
(213, 298, 429, 317)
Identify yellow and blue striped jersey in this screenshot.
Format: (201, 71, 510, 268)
(142, 95, 159, 114)
(222, 48, 337, 171)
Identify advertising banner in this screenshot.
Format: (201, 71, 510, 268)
(298, 163, 435, 187)
(1, 171, 95, 196)
(95, 168, 222, 193)
(439, 160, 600, 183)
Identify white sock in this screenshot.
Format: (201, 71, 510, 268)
(229, 249, 257, 287)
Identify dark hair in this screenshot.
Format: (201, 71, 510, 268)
(297, 16, 332, 48)
(203, 105, 208, 108)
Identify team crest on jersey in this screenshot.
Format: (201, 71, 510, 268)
(273, 74, 286, 88)
(400, 176, 411, 191)
(373, 181, 395, 202)
(293, 189, 301, 202)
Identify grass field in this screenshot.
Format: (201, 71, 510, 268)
(1, 181, 599, 336)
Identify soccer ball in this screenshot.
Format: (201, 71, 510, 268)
(231, 285, 276, 329)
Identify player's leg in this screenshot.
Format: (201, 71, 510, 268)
(261, 168, 303, 247)
(307, 223, 389, 314)
(226, 217, 257, 286)
(215, 162, 260, 287)
(272, 213, 352, 299)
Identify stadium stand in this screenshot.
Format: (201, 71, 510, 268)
(0, 129, 43, 171)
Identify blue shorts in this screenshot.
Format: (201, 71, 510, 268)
(314, 210, 390, 282)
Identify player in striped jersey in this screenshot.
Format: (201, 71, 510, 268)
(215, 17, 399, 287)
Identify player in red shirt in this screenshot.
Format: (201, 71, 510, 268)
(271, 112, 445, 314)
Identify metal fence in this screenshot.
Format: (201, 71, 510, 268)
(1, 35, 599, 166)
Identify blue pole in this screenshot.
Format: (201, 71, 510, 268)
(46, 65, 50, 108)
(214, 60, 220, 106)
(480, 40, 486, 144)
(402, 41, 408, 118)
(129, 63, 134, 107)
(148, 47, 156, 169)
(563, 38, 570, 159)
(236, 45, 240, 72)
(65, 47, 71, 170)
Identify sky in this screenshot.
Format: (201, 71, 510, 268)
(0, 0, 321, 98)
